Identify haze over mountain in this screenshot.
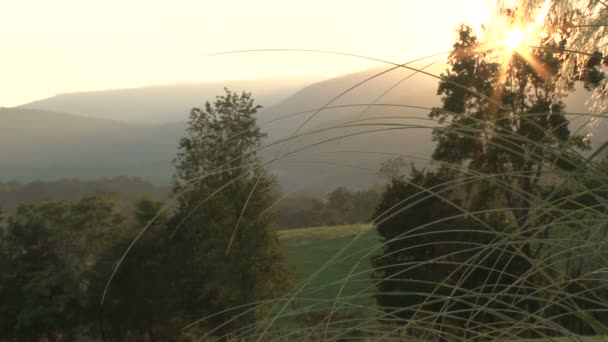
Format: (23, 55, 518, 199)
(2, 67, 604, 195)
(257, 65, 444, 193)
(20, 78, 319, 124)
(0, 107, 184, 183)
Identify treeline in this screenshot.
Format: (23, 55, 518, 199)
(0, 188, 384, 341)
(0, 177, 169, 214)
(0, 181, 381, 340)
(0, 196, 171, 340)
(276, 186, 381, 228)
(0, 194, 287, 340)
(0, 178, 382, 230)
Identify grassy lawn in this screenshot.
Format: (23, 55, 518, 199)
(277, 225, 607, 341)
(278, 224, 380, 313)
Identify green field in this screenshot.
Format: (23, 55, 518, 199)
(278, 224, 380, 313)
(277, 225, 607, 341)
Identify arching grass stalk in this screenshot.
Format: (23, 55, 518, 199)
(105, 46, 608, 340)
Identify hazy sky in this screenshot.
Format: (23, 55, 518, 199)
(1, 0, 493, 107)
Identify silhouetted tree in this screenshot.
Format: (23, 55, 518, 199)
(372, 22, 603, 338)
(171, 89, 292, 337)
(372, 167, 528, 339)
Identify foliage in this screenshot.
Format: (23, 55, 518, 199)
(0, 176, 381, 231)
(323, 186, 381, 226)
(378, 156, 409, 180)
(0, 177, 168, 215)
(276, 195, 327, 228)
(371, 22, 608, 339)
(91, 197, 191, 340)
(171, 88, 292, 336)
(515, 0, 608, 110)
(277, 186, 381, 229)
(372, 167, 530, 339)
(0, 196, 126, 341)
(430, 25, 587, 192)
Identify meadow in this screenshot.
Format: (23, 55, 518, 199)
(278, 225, 608, 342)
(279, 224, 378, 308)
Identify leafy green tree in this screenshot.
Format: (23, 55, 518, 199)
(430, 24, 587, 212)
(171, 88, 292, 336)
(93, 197, 185, 340)
(276, 195, 326, 228)
(372, 167, 528, 339)
(0, 207, 16, 340)
(426, 27, 601, 299)
(372, 22, 605, 338)
(323, 187, 355, 225)
(1, 197, 125, 341)
(351, 186, 382, 223)
(512, 1, 607, 96)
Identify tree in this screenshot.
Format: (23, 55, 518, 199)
(426, 23, 601, 274)
(324, 187, 355, 225)
(373, 21, 606, 338)
(276, 195, 326, 228)
(372, 167, 528, 340)
(92, 197, 182, 340)
(0, 197, 125, 341)
(171, 88, 291, 337)
(498, 5, 608, 335)
(0, 207, 15, 340)
(378, 157, 409, 180)
(429, 23, 599, 337)
(512, 1, 607, 101)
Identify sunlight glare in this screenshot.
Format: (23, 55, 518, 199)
(501, 27, 527, 52)
(493, 0, 550, 56)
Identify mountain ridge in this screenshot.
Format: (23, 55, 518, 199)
(19, 77, 321, 124)
(3, 67, 603, 195)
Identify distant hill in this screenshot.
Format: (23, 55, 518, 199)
(20, 78, 318, 124)
(2, 67, 605, 195)
(0, 107, 183, 183)
(258, 65, 445, 194)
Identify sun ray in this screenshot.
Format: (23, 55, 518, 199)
(518, 48, 553, 80)
(482, 0, 553, 117)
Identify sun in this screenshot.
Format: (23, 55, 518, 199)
(494, 0, 551, 55)
(472, 0, 551, 57)
(468, 0, 554, 104)
(492, 21, 549, 79)
(492, 21, 541, 56)
(500, 27, 527, 53)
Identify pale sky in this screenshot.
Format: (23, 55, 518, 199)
(1, 0, 493, 107)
